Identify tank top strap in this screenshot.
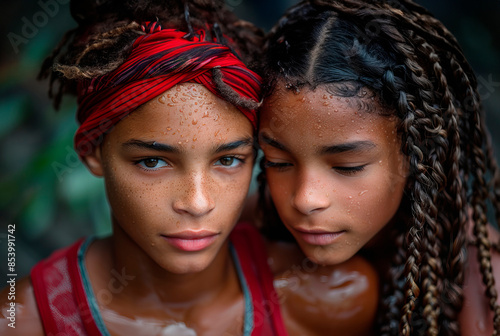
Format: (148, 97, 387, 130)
(230, 222, 289, 336)
(31, 237, 103, 335)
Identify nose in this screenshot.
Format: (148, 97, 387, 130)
(291, 171, 330, 215)
(173, 171, 215, 217)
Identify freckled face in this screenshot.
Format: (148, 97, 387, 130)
(91, 83, 254, 274)
(259, 86, 407, 265)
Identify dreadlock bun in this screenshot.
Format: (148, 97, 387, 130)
(41, 0, 264, 109)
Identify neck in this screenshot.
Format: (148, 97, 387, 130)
(105, 219, 237, 308)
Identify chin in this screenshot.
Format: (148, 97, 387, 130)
(301, 244, 355, 266)
(155, 252, 215, 274)
(164, 259, 212, 274)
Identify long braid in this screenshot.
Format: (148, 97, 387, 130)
(469, 85, 500, 335)
(451, 48, 500, 333)
(430, 52, 467, 336)
(262, 1, 500, 334)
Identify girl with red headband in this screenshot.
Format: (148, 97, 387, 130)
(0, 1, 288, 335)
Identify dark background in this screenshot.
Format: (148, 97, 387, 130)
(1, 0, 499, 284)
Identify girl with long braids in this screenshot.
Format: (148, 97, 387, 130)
(0, 0, 292, 335)
(257, 0, 500, 335)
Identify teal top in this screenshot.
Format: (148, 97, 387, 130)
(77, 237, 254, 335)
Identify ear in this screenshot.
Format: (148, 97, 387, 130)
(82, 146, 105, 177)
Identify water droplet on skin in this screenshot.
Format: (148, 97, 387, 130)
(192, 119, 198, 125)
(476, 320, 486, 332)
(359, 190, 368, 196)
(323, 101, 329, 106)
(348, 196, 353, 199)
(301, 97, 306, 102)
(158, 95, 166, 104)
(166, 127, 172, 131)
(203, 111, 209, 118)
(167, 103, 175, 107)
(322, 94, 328, 99)
(379, 160, 383, 165)
(192, 136, 197, 142)
(333, 109, 338, 113)
(214, 114, 219, 121)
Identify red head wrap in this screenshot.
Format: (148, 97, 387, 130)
(74, 21, 261, 156)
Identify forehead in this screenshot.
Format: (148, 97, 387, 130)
(133, 83, 237, 123)
(109, 83, 253, 145)
(260, 86, 398, 145)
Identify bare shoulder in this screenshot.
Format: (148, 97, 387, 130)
(268, 241, 378, 336)
(0, 276, 44, 335)
(459, 224, 500, 335)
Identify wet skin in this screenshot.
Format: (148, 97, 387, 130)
(259, 85, 500, 335)
(259, 86, 408, 266)
(0, 83, 255, 336)
(258, 85, 404, 335)
(85, 83, 255, 335)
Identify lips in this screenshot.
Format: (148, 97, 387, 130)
(293, 227, 345, 246)
(161, 230, 219, 252)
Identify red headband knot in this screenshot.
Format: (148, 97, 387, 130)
(74, 21, 261, 157)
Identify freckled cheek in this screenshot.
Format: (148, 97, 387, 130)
(105, 172, 167, 221)
(267, 176, 292, 210)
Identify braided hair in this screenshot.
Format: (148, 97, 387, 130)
(39, 0, 264, 109)
(259, 1, 500, 335)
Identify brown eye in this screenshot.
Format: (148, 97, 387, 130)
(136, 158, 169, 171)
(144, 158, 159, 168)
(219, 157, 235, 166)
(215, 156, 244, 168)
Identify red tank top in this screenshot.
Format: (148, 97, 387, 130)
(31, 223, 288, 335)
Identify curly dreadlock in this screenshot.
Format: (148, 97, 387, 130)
(39, 0, 264, 110)
(258, 0, 500, 335)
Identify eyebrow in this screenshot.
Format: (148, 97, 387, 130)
(319, 141, 376, 155)
(214, 137, 254, 153)
(259, 133, 288, 152)
(260, 132, 376, 155)
(122, 137, 254, 154)
(123, 140, 181, 153)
